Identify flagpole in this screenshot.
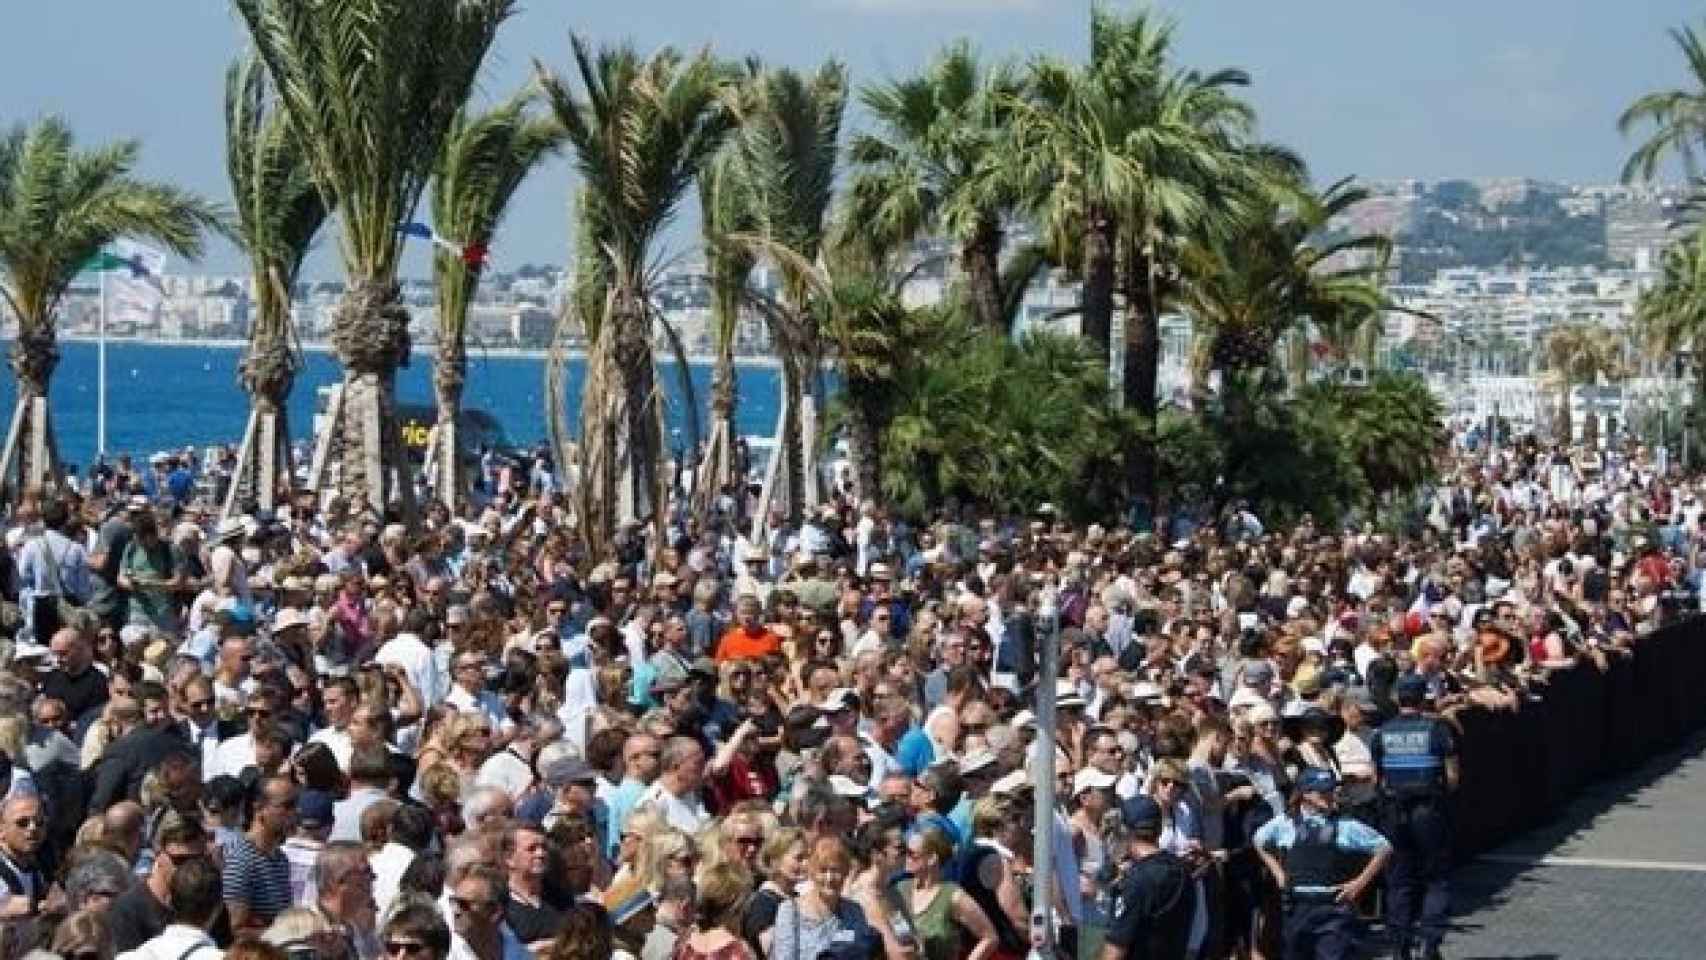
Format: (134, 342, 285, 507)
(98, 255, 108, 458)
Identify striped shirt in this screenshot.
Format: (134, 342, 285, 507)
(222, 832, 293, 925)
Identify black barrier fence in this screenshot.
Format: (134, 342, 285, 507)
(1446, 617, 1706, 859)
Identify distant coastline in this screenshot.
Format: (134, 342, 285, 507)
(54, 334, 785, 368)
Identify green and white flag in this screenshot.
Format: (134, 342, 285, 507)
(100, 239, 169, 327)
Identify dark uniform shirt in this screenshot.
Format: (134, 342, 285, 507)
(1105, 851, 1194, 960)
(1371, 714, 1455, 798)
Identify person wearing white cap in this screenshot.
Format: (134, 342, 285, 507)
(1070, 766, 1119, 910)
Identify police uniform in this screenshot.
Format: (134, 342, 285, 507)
(1371, 702, 1457, 960)
(1104, 849, 1194, 960)
(1253, 811, 1390, 960)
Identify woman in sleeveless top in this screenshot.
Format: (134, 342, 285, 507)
(674, 863, 758, 960)
(896, 825, 996, 960)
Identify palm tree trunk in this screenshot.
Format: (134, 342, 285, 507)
(581, 288, 660, 541)
(844, 381, 882, 504)
(229, 327, 295, 517)
(432, 346, 467, 512)
(778, 350, 807, 520)
(2, 328, 61, 498)
(327, 278, 418, 525)
(694, 334, 739, 524)
(1080, 205, 1116, 364)
(962, 214, 1004, 336)
(1122, 240, 1161, 509)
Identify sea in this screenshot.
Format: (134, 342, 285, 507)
(0, 340, 786, 471)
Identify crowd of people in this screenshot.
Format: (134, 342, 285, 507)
(0, 428, 1694, 960)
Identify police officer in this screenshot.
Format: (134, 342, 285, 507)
(1101, 795, 1193, 960)
(1372, 673, 1460, 960)
(1252, 767, 1392, 960)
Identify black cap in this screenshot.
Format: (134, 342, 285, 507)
(1120, 795, 1164, 832)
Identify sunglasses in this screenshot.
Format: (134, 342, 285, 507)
(383, 943, 429, 958)
(450, 896, 499, 914)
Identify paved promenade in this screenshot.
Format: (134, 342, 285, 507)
(1447, 730, 1706, 959)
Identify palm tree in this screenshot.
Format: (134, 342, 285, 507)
(222, 56, 332, 519)
(1620, 22, 1706, 181)
(845, 42, 1021, 334)
(537, 38, 736, 550)
(1176, 178, 1394, 413)
(695, 95, 760, 523)
(233, 0, 514, 524)
(1636, 236, 1706, 409)
(1539, 322, 1629, 445)
(0, 117, 221, 499)
(730, 61, 848, 524)
(428, 92, 562, 511)
(1015, 7, 1287, 512)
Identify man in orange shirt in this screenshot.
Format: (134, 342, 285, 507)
(713, 594, 781, 662)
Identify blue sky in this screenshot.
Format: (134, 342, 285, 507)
(3, 1, 1698, 276)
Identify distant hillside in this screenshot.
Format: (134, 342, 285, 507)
(1334, 179, 1685, 284)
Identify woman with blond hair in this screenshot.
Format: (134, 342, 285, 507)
(261, 907, 343, 959)
(606, 809, 664, 892)
(81, 697, 141, 770)
(741, 827, 808, 958)
(1148, 757, 1209, 958)
(603, 822, 694, 915)
(897, 824, 996, 960)
(51, 908, 116, 960)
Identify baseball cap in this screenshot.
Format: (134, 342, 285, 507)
(1073, 768, 1118, 795)
(1297, 767, 1338, 794)
(297, 789, 335, 827)
(990, 770, 1031, 796)
(543, 757, 598, 788)
(958, 751, 998, 777)
(1120, 795, 1164, 832)
(1395, 673, 1429, 700)
(817, 688, 860, 714)
(827, 775, 870, 801)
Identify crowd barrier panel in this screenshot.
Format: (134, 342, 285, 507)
(1444, 617, 1706, 861)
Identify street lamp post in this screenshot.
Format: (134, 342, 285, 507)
(1029, 598, 1061, 960)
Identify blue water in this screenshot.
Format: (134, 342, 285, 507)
(0, 341, 784, 469)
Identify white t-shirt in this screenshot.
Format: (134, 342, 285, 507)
(477, 748, 536, 801)
(375, 632, 445, 709)
(635, 783, 709, 835)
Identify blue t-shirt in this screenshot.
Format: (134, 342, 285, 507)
(895, 727, 935, 777)
(1253, 812, 1390, 895)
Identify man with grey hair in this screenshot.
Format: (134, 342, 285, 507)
(633, 737, 708, 834)
(312, 841, 379, 960)
(438, 839, 529, 960)
(0, 794, 50, 919)
(25, 696, 79, 771)
(460, 786, 514, 834)
(64, 847, 132, 913)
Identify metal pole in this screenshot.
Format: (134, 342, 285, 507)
(98, 262, 107, 458)
(1029, 597, 1061, 960)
